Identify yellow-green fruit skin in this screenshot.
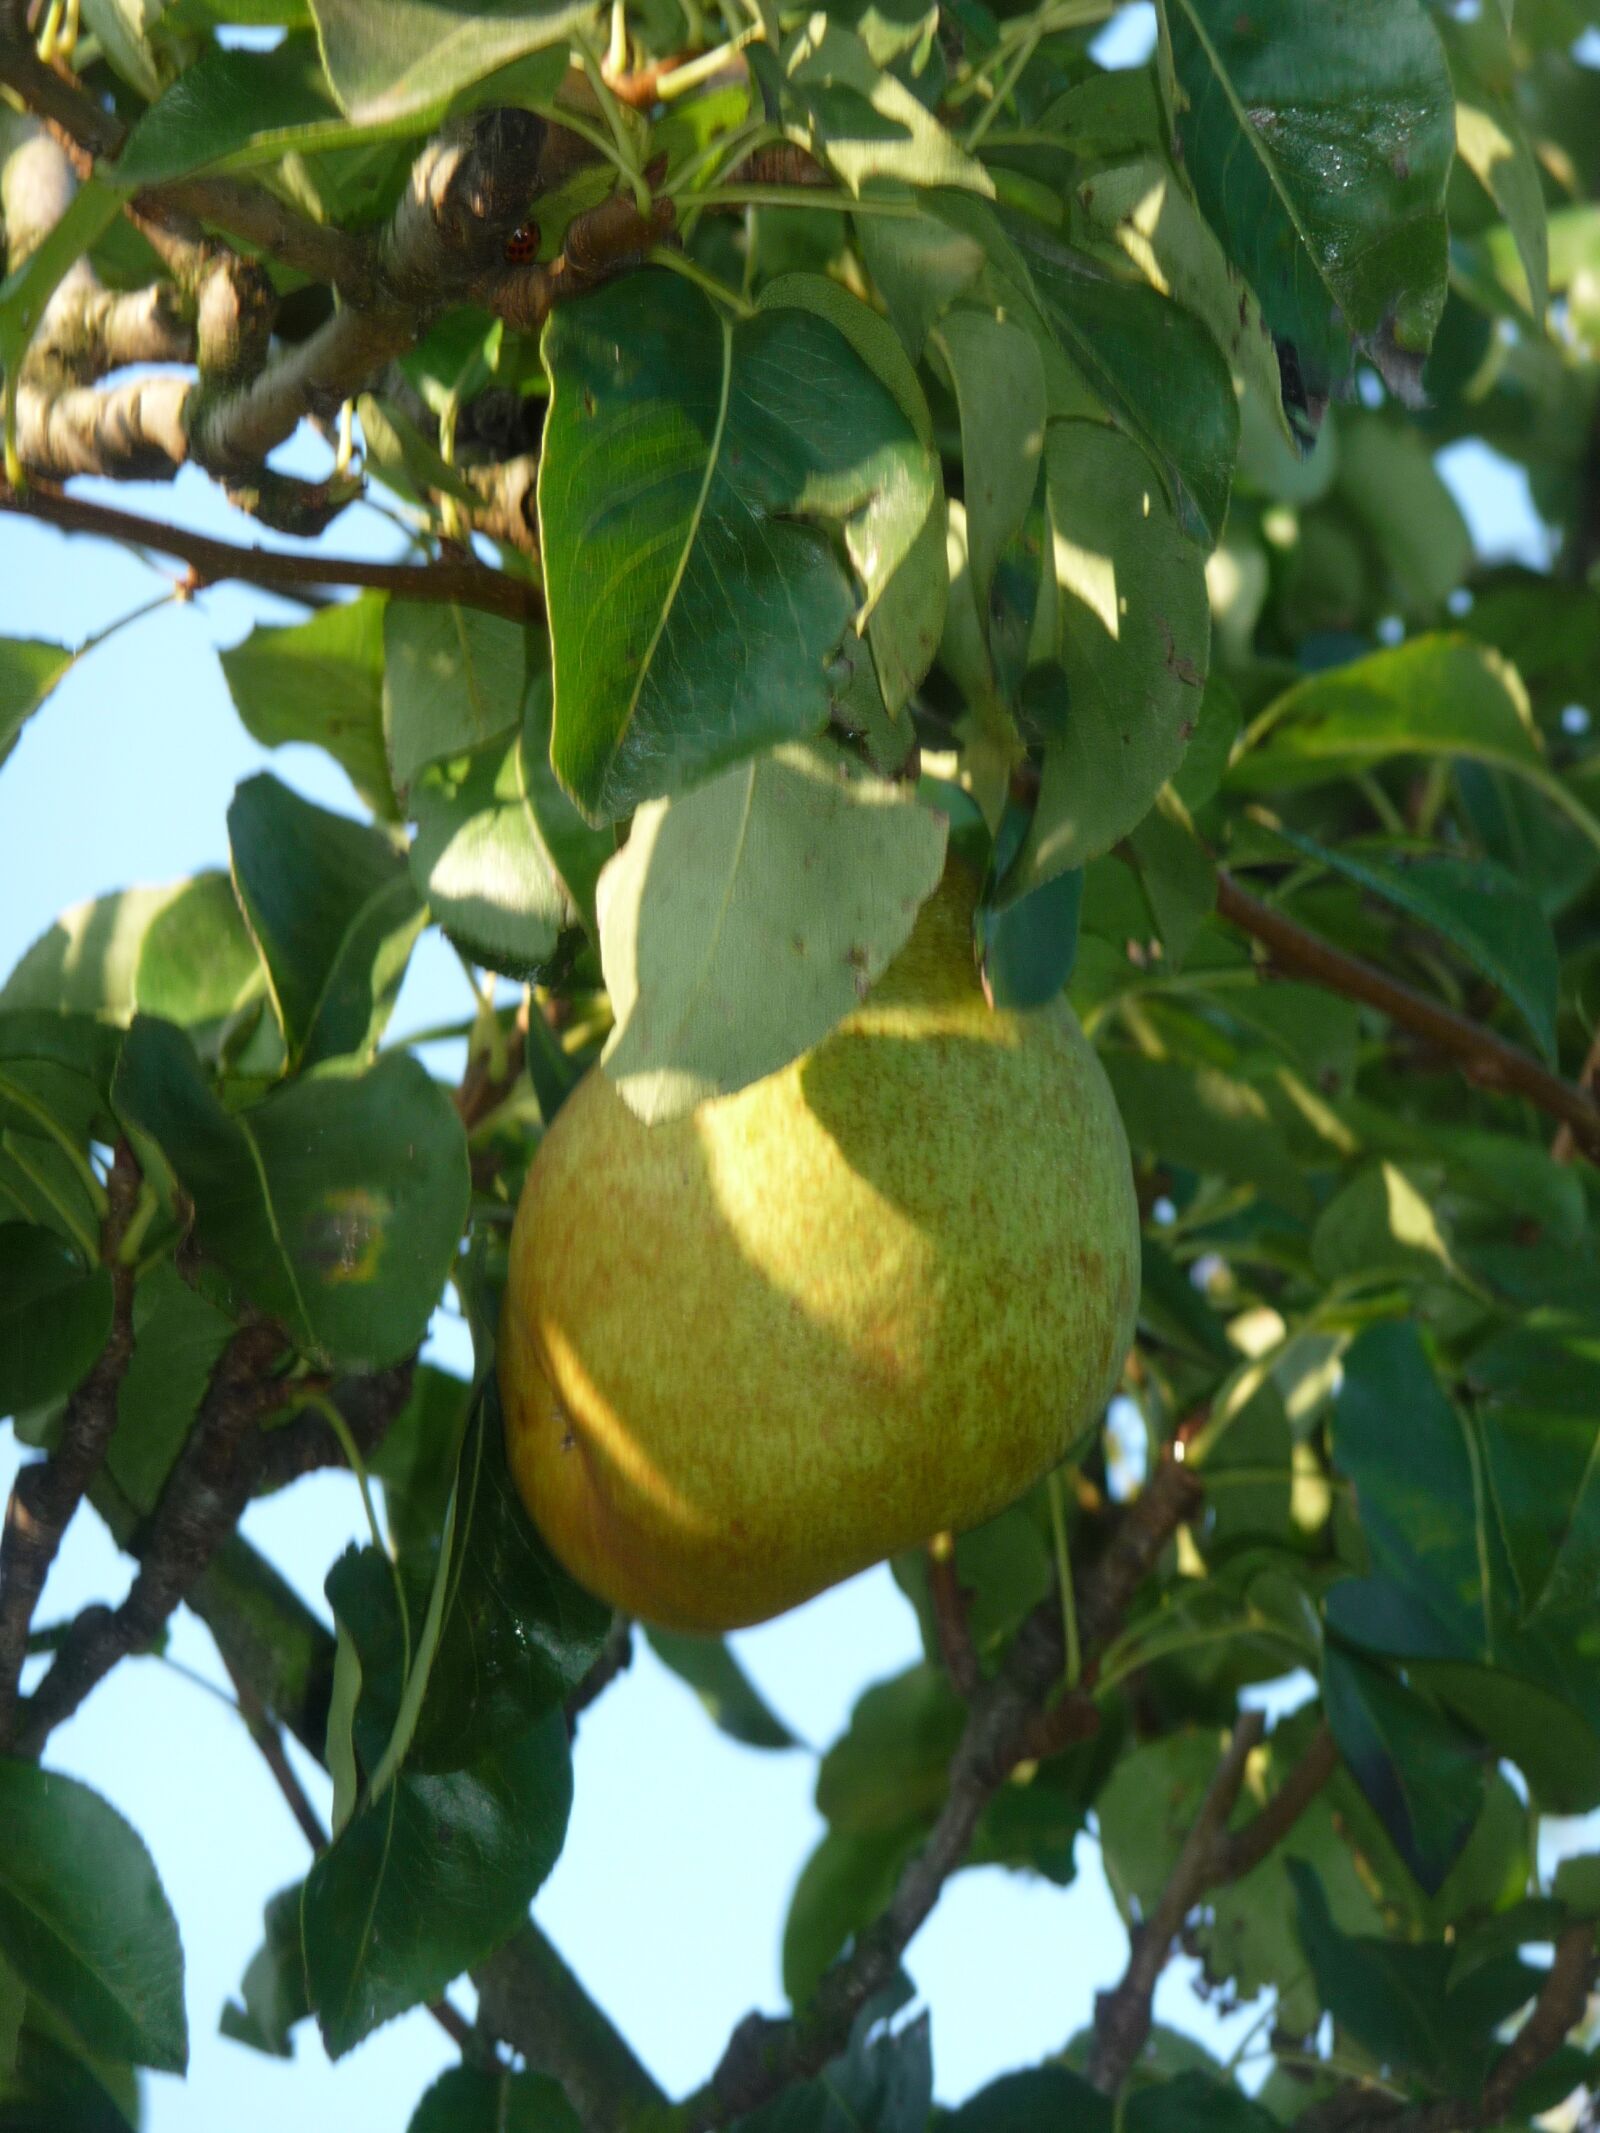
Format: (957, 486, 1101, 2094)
(500, 871, 1141, 1632)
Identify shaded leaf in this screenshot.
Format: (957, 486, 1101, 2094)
(1323, 1646, 1484, 1895)
(407, 2065, 582, 2133)
(383, 601, 527, 796)
(539, 272, 933, 820)
(1009, 421, 1210, 896)
(934, 308, 1046, 634)
(114, 1018, 468, 1370)
(311, 0, 579, 125)
(219, 595, 396, 820)
(598, 740, 946, 1122)
(408, 1390, 614, 1772)
(645, 1629, 799, 1750)
(1260, 823, 1560, 1062)
(944, 2067, 1109, 2132)
(219, 1885, 308, 2060)
(301, 1706, 571, 2058)
(228, 775, 423, 1071)
(107, 1262, 231, 1515)
(0, 1764, 185, 2073)
(786, 21, 992, 197)
(1163, 0, 1455, 397)
(409, 734, 568, 979)
(0, 1224, 112, 1415)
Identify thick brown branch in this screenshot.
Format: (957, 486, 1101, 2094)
(1088, 1712, 1266, 2094)
(688, 1454, 1204, 2129)
(145, 175, 373, 298)
(13, 1319, 287, 1754)
(252, 1362, 417, 1493)
(0, 1147, 138, 1749)
(0, 479, 543, 621)
(0, 36, 122, 161)
(1215, 869, 1600, 1164)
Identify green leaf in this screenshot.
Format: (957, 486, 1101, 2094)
(1311, 1162, 1461, 1290)
(219, 1885, 309, 2059)
(1456, 96, 1549, 322)
(407, 2065, 583, 2133)
(0, 2015, 139, 2133)
(1123, 798, 1217, 972)
(0, 1764, 186, 2073)
(539, 272, 933, 821)
(976, 865, 1081, 1009)
(1258, 824, 1560, 1062)
(383, 602, 527, 796)
(301, 1705, 572, 2058)
(1232, 637, 1600, 850)
(407, 1391, 613, 1771)
(115, 36, 347, 184)
(219, 595, 397, 821)
(816, 1665, 965, 1835)
(1332, 416, 1472, 613)
(409, 733, 568, 979)
(114, 1019, 468, 1370)
(785, 21, 993, 197)
(368, 1363, 471, 1557)
(1008, 421, 1210, 897)
(1102, 1052, 1312, 1215)
(1162, 0, 1455, 396)
(1288, 1858, 1535, 2092)
(228, 774, 423, 1072)
(944, 2068, 1110, 2132)
(310, 0, 583, 126)
(782, 1827, 918, 2009)
(1129, 2077, 1277, 2132)
(0, 639, 73, 770)
(1471, 1330, 1600, 1620)
(3, 884, 186, 1020)
(645, 1629, 799, 1750)
(735, 1979, 931, 2131)
(1322, 1647, 1484, 1895)
(0, 1224, 112, 1415)
(133, 873, 265, 1034)
(1003, 221, 1240, 548)
(108, 1263, 232, 1516)
(1076, 156, 1290, 444)
(933, 308, 1046, 636)
(597, 740, 947, 1122)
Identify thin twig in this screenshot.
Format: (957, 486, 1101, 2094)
(927, 1537, 981, 1696)
(0, 481, 542, 622)
(1087, 1711, 1266, 2094)
(1215, 869, 1600, 1164)
(1552, 1024, 1600, 1164)
(565, 1616, 634, 1733)
(1210, 1722, 1338, 1884)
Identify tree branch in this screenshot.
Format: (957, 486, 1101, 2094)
(927, 1537, 981, 1697)
(1210, 1721, 1338, 1884)
(1214, 869, 1600, 1164)
(12, 1318, 288, 1755)
(0, 1144, 138, 1749)
(686, 1454, 1205, 2129)
(476, 1923, 667, 2133)
(1296, 1920, 1598, 2132)
(1087, 1711, 1266, 2094)
(0, 479, 543, 620)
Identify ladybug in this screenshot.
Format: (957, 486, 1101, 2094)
(505, 220, 541, 264)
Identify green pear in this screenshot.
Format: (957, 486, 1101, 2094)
(500, 865, 1140, 1631)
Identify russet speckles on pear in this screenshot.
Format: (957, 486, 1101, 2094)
(500, 867, 1141, 1631)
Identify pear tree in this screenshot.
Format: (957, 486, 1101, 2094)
(3, 0, 1600, 2128)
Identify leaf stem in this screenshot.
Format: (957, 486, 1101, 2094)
(1046, 1468, 1081, 1690)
